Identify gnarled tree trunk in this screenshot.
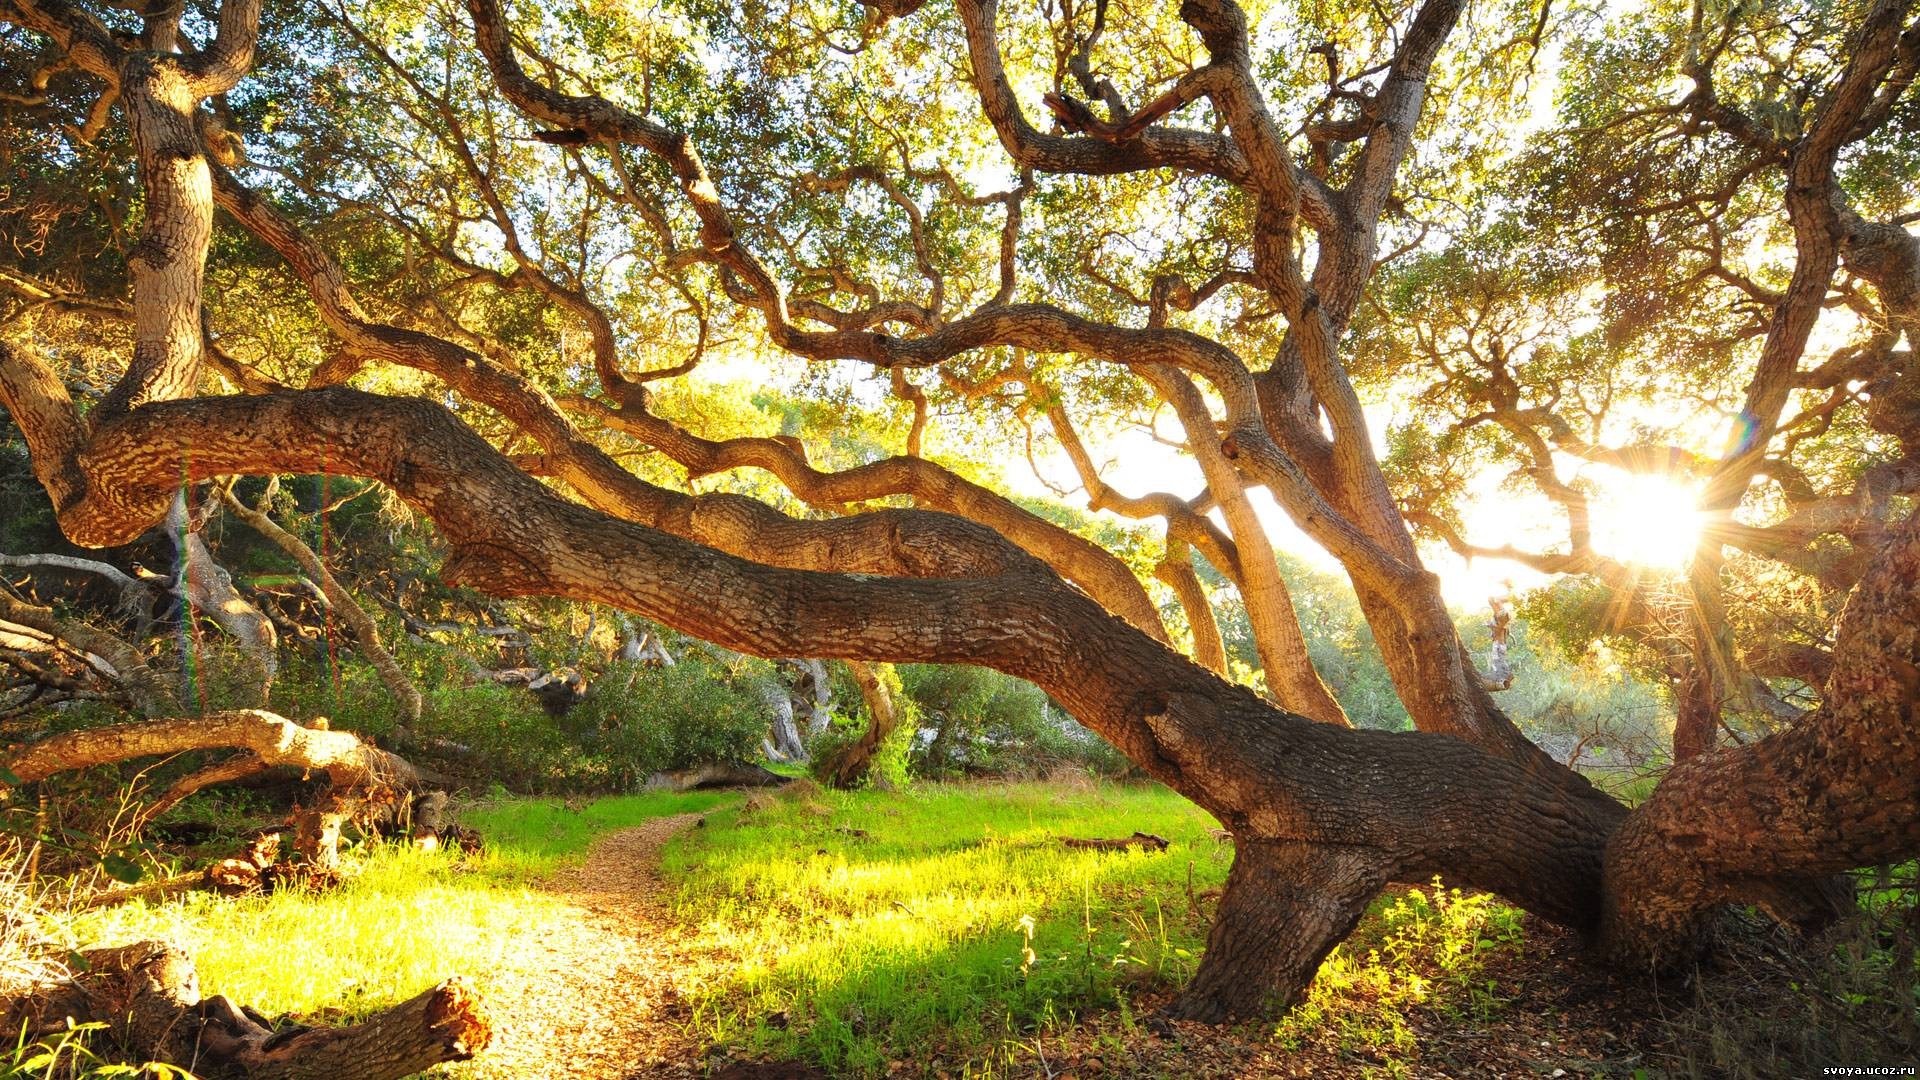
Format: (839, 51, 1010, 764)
(821, 660, 904, 789)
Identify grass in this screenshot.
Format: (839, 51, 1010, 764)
(22, 781, 1549, 1078)
(660, 781, 1230, 1076)
(45, 791, 731, 1037)
(659, 782, 1535, 1077)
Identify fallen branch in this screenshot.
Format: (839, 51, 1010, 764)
(1061, 832, 1171, 852)
(2, 941, 488, 1080)
(644, 762, 790, 791)
(3, 710, 422, 867)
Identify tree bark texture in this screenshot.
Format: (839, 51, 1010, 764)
(2, 941, 488, 1080)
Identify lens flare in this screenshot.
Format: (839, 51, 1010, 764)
(1589, 473, 1706, 570)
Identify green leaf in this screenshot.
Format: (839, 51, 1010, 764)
(100, 853, 144, 884)
(0, 766, 20, 786)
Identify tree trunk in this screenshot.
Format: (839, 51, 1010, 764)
(1168, 840, 1388, 1022)
(1150, 366, 1348, 724)
(822, 660, 903, 788)
(1600, 511, 1920, 967)
(1672, 658, 1718, 761)
(168, 492, 278, 703)
(758, 678, 808, 761)
(2, 941, 488, 1080)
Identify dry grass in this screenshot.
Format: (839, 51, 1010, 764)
(0, 838, 68, 1002)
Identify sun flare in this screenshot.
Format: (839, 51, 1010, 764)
(1589, 473, 1707, 570)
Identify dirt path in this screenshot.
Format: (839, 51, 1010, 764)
(468, 813, 712, 1080)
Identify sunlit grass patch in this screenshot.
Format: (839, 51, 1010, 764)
(661, 781, 1232, 1075)
(48, 790, 729, 1028)
(1274, 879, 1528, 1061)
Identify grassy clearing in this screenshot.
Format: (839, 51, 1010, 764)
(662, 781, 1228, 1075)
(45, 791, 731, 1032)
(661, 781, 1534, 1077)
(24, 782, 1553, 1078)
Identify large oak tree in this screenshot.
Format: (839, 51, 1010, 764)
(1, 0, 1917, 1022)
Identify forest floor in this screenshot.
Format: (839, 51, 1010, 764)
(472, 812, 717, 1079)
(46, 780, 1917, 1079)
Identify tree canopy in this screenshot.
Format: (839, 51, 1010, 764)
(2, 0, 1917, 1027)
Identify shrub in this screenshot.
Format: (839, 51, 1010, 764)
(900, 664, 1128, 778)
(570, 654, 774, 789)
(417, 682, 581, 792)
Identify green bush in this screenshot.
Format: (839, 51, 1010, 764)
(900, 664, 1126, 777)
(418, 682, 581, 792)
(570, 655, 774, 789)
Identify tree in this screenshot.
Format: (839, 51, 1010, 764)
(0, 0, 1916, 1025)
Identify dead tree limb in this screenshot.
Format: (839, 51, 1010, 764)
(1, 941, 489, 1080)
(1, 710, 421, 865)
(218, 481, 424, 732)
(1062, 832, 1171, 852)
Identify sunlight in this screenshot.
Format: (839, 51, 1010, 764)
(1589, 473, 1707, 570)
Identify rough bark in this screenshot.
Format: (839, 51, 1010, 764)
(2, 941, 488, 1080)
(1601, 511, 1920, 965)
(1169, 841, 1388, 1021)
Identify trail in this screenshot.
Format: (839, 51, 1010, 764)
(469, 813, 713, 1080)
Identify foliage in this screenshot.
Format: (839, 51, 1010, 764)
(568, 655, 775, 787)
(898, 666, 1130, 779)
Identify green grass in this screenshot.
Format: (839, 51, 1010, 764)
(46, 791, 731, 1048)
(31, 782, 1542, 1079)
(662, 782, 1537, 1078)
(661, 781, 1230, 1075)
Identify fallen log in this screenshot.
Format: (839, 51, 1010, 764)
(2, 941, 488, 1080)
(1061, 832, 1171, 852)
(81, 835, 306, 908)
(644, 761, 791, 791)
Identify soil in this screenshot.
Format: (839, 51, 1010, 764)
(468, 812, 821, 1080)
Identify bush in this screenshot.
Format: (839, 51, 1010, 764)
(418, 682, 582, 792)
(900, 664, 1128, 778)
(570, 654, 774, 790)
